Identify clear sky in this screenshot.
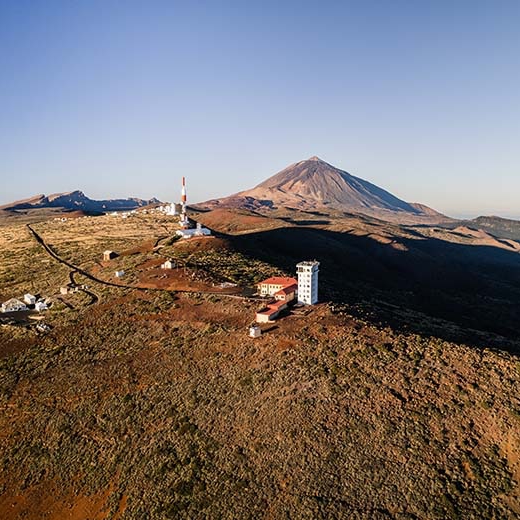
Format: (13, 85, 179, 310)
(1, 1, 519, 218)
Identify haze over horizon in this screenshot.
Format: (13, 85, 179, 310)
(1, 1, 519, 219)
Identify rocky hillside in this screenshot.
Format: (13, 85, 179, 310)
(0, 190, 160, 213)
(450, 215, 520, 241)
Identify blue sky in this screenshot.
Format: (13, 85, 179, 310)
(1, 1, 519, 218)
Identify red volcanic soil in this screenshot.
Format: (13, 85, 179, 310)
(174, 235, 229, 252)
(137, 264, 241, 294)
(0, 479, 127, 520)
(90, 236, 243, 294)
(194, 209, 285, 234)
(119, 239, 157, 256)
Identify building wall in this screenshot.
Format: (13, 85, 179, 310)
(1, 300, 27, 312)
(24, 294, 36, 305)
(297, 262, 319, 305)
(256, 312, 275, 323)
(259, 283, 284, 296)
(176, 228, 211, 239)
(274, 290, 296, 302)
(249, 327, 261, 338)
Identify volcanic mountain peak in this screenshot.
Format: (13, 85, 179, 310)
(200, 157, 447, 222)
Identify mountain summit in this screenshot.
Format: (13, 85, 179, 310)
(255, 156, 418, 212)
(200, 157, 445, 221)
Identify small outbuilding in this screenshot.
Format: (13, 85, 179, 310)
(249, 325, 262, 338)
(176, 222, 212, 240)
(35, 301, 48, 312)
(103, 250, 118, 261)
(115, 270, 125, 278)
(176, 228, 212, 239)
(24, 293, 36, 305)
(161, 260, 175, 269)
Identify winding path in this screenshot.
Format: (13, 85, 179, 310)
(27, 224, 261, 301)
(27, 224, 143, 290)
(69, 270, 100, 305)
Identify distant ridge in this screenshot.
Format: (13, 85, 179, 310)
(198, 156, 448, 222)
(446, 215, 520, 241)
(0, 190, 160, 213)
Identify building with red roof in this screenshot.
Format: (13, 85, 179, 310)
(254, 262, 319, 326)
(255, 299, 289, 323)
(273, 283, 298, 302)
(257, 277, 297, 297)
(255, 281, 298, 323)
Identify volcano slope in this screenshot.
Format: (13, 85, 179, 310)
(1, 210, 520, 519)
(199, 156, 449, 224)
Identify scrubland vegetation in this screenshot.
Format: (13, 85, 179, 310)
(1, 292, 519, 519)
(161, 243, 287, 286)
(1, 212, 519, 519)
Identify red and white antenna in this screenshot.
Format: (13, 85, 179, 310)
(181, 176, 187, 203)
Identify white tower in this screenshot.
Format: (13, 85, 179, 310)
(297, 261, 319, 305)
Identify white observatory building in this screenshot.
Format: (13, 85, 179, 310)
(297, 260, 319, 305)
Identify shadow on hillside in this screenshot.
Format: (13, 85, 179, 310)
(225, 227, 520, 354)
(279, 218, 331, 226)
